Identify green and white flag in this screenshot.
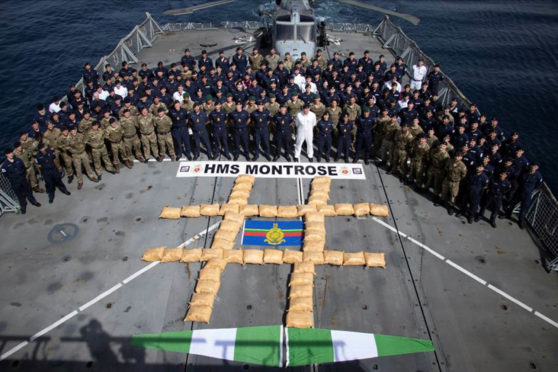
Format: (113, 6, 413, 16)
(132, 325, 283, 367)
(286, 327, 434, 366)
(131, 325, 434, 367)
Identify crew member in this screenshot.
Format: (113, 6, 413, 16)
(35, 143, 71, 203)
(1, 147, 41, 214)
(294, 105, 317, 162)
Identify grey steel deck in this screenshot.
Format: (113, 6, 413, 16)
(0, 22, 557, 372)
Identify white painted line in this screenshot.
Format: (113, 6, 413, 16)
(407, 236, 446, 261)
(446, 259, 488, 286)
(78, 283, 123, 312)
(122, 261, 161, 284)
(284, 325, 290, 368)
(487, 284, 533, 312)
(0, 222, 221, 361)
(279, 324, 284, 368)
(0, 341, 29, 360)
(30, 310, 79, 341)
(534, 311, 558, 329)
(370, 217, 558, 329)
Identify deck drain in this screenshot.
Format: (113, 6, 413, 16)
(48, 223, 79, 244)
(501, 304, 508, 311)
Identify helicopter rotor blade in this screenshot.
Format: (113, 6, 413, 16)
(338, 0, 420, 26)
(163, 0, 235, 16)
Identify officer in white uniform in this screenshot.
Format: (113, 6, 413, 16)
(294, 104, 317, 162)
(411, 58, 428, 91)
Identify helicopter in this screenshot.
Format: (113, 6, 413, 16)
(164, 0, 420, 60)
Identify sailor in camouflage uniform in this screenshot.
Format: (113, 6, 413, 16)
(154, 107, 176, 161)
(442, 152, 468, 215)
(86, 121, 115, 177)
(105, 117, 133, 171)
(137, 107, 159, 161)
(68, 126, 98, 189)
(119, 109, 146, 162)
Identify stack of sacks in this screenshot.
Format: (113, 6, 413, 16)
(303, 212, 326, 253)
(340, 251, 386, 267)
(185, 265, 222, 323)
(307, 176, 331, 207)
(221, 175, 255, 213)
(286, 262, 316, 328)
(186, 174, 253, 323)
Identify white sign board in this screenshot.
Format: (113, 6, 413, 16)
(176, 161, 366, 180)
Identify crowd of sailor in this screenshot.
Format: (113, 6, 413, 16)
(1, 47, 542, 226)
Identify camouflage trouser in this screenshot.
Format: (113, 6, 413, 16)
(379, 139, 394, 164)
(141, 132, 159, 159)
(123, 135, 145, 161)
(157, 132, 175, 158)
(90, 146, 115, 175)
(109, 141, 130, 166)
(52, 149, 62, 172)
(391, 149, 408, 174)
(350, 126, 357, 151)
(442, 179, 461, 205)
(408, 160, 425, 185)
(25, 166, 38, 188)
(60, 151, 74, 177)
(372, 133, 384, 157)
(72, 151, 96, 184)
(426, 167, 444, 196)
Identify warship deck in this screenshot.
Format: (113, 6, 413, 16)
(0, 27, 557, 372)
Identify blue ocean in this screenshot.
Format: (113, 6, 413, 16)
(1, 0, 557, 192)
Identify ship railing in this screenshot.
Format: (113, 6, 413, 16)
(526, 183, 558, 271)
(161, 21, 264, 32)
(373, 16, 472, 108)
(72, 12, 165, 99)
(0, 174, 20, 215)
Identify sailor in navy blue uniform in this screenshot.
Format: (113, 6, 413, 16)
(188, 103, 214, 160)
(181, 48, 196, 70)
(35, 143, 71, 204)
(197, 50, 213, 72)
(82, 62, 99, 84)
(315, 112, 333, 162)
(250, 102, 271, 161)
(170, 101, 192, 160)
(354, 107, 374, 165)
(1, 148, 41, 214)
(229, 102, 250, 161)
(232, 47, 248, 73)
(273, 106, 293, 161)
(506, 163, 543, 229)
(33, 104, 49, 132)
(479, 172, 511, 228)
(335, 113, 353, 163)
(427, 64, 444, 95)
(209, 101, 231, 160)
(467, 165, 489, 224)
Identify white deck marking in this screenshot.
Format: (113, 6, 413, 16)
(0, 221, 222, 361)
(370, 217, 558, 329)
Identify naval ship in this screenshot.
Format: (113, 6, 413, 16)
(0, 1, 557, 371)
